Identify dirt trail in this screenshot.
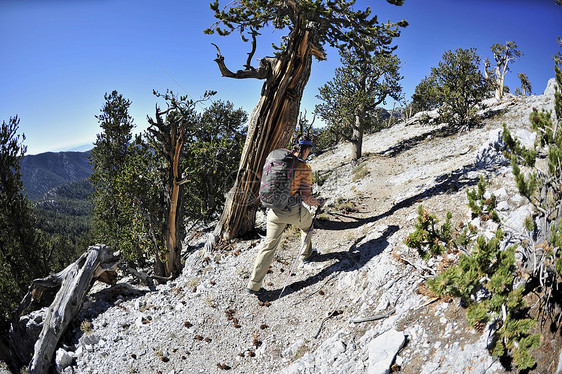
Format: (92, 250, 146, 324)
(244, 122, 483, 367)
(62, 98, 543, 374)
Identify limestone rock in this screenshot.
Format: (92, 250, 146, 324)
(55, 349, 74, 372)
(367, 329, 405, 374)
(504, 204, 533, 232)
(514, 128, 537, 149)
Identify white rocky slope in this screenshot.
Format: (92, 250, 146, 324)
(9, 80, 560, 374)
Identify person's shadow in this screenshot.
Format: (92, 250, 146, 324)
(260, 224, 399, 302)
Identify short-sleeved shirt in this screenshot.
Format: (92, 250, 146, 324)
(290, 160, 312, 197)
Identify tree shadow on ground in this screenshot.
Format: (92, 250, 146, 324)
(314, 162, 486, 234)
(377, 126, 445, 158)
(80, 283, 149, 320)
(262, 225, 399, 302)
(377, 121, 488, 159)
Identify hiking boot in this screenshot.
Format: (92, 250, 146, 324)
(245, 287, 263, 295)
(301, 250, 319, 263)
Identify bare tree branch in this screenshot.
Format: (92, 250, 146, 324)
(244, 28, 260, 70)
(212, 43, 274, 79)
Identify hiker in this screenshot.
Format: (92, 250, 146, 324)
(246, 136, 324, 294)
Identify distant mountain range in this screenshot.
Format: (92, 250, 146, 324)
(56, 143, 94, 152)
(20, 150, 93, 201)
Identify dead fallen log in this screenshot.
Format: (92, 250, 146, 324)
(10, 244, 119, 374)
(351, 307, 396, 324)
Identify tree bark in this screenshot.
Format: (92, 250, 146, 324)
(495, 65, 503, 102)
(351, 111, 363, 160)
(210, 20, 324, 241)
(164, 132, 185, 278)
(10, 245, 119, 374)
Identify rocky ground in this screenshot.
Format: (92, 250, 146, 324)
(5, 79, 561, 374)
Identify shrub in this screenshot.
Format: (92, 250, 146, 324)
(502, 63, 562, 284)
(331, 197, 357, 213)
(466, 176, 500, 223)
(313, 170, 333, 186)
(404, 205, 452, 260)
(414, 48, 487, 129)
(351, 163, 369, 181)
(406, 203, 540, 369)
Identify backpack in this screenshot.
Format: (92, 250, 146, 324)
(259, 149, 301, 209)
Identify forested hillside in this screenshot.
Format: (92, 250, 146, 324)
(20, 151, 92, 201)
(18, 152, 95, 277)
(34, 178, 93, 244)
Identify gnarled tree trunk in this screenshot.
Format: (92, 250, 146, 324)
(495, 65, 506, 102)
(351, 111, 364, 161)
(147, 97, 196, 279)
(163, 133, 185, 278)
(9, 245, 119, 374)
(210, 21, 324, 241)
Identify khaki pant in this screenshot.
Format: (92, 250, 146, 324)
(247, 204, 314, 291)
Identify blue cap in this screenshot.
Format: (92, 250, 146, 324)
(298, 139, 317, 151)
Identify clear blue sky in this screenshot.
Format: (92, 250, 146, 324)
(1, 0, 560, 154)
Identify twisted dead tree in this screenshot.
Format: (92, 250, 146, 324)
(204, 0, 407, 244)
(146, 91, 214, 278)
(8, 245, 119, 374)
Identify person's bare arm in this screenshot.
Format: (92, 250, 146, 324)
(298, 163, 324, 207)
(300, 185, 324, 207)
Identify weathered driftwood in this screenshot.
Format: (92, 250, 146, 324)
(351, 307, 396, 324)
(11, 244, 119, 374)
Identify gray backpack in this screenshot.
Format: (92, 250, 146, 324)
(259, 149, 301, 209)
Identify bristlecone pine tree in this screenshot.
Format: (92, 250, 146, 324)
(205, 0, 407, 240)
(146, 90, 214, 278)
(0, 116, 43, 340)
(182, 100, 247, 221)
(429, 48, 488, 129)
(316, 46, 403, 160)
(518, 72, 532, 96)
(411, 75, 439, 113)
(0, 116, 45, 373)
(490, 41, 522, 102)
